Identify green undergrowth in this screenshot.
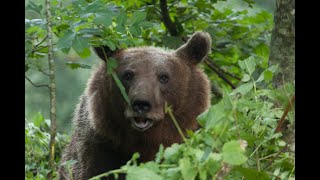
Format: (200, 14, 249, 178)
(87, 56, 295, 180)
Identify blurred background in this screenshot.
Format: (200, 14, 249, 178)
(25, 0, 276, 133)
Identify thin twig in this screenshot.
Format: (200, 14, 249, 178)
(206, 53, 241, 81)
(38, 68, 50, 77)
(204, 58, 237, 89)
(34, 35, 48, 49)
(25, 76, 49, 88)
(275, 94, 295, 133)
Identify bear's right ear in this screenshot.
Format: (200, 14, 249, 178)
(93, 46, 116, 61)
(175, 31, 211, 64)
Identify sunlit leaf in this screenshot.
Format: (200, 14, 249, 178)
(222, 141, 247, 165)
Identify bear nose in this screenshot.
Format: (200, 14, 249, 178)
(132, 100, 151, 114)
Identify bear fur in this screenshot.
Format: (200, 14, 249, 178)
(59, 32, 212, 180)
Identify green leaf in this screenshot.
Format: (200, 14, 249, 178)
(254, 43, 269, 61)
(57, 30, 76, 50)
(129, 24, 142, 36)
(138, 21, 154, 28)
(78, 28, 103, 36)
(143, 162, 160, 173)
(179, 158, 197, 180)
(116, 24, 126, 34)
(197, 100, 225, 130)
(164, 143, 181, 163)
(200, 147, 212, 162)
(222, 140, 247, 165)
(155, 144, 164, 163)
(235, 167, 270, 180)
(65, 62, 91, 70)
(268, 64, 278, 73)
(72, 36, 91, 58)
(116, 11, 127, 25)
(256, 65, 278, 82)
(232, 82, 253, 95)
(112, 72, 130, 104)
(103, 40, 116, 51)
(94, 13, 112, 27)
(165, 167, 181, 180)
(263, 70, 273, 82)
(238, 56, 256, 75)
(26, 1, 43, 15)
(131, 11, 147, 24)
(241, 74, 251, 82)
(86, 0, 103, 13)
(33, 112, 45, 127)
(127, 167, 163, 180)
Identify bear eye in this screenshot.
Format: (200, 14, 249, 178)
(123, 71, 134, 81)
(159, 74, 169, 84)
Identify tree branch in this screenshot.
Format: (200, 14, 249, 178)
(158, 1, 238, 89)
(25, 76, 49, 88)
(45, 0, 57, 179)
(38, 68, 50, 77)
(204, 58, 237, 89)
(159, 0, 178, 36)
(275, 94, 295, 133)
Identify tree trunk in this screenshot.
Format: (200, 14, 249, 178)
(45, 0, 57, 179)
(269, 0, 295, 88)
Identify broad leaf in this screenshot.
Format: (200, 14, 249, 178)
(179, 158, 197, 180)
(235, 167, 270, 180)
(57, 30, 76, 50)
(131, 11, 147, 24)
(129, 25, 142, 36)
(94, 13, 112, 27)
(238, 56, 256, 75)
(72, 36, 91, 58)
(241, 74, 251, 82)
(197, 100, 225, 130)
(116, 11, 127, 25)
(232, 82, 254, 95)
(222, 140, 247, 165)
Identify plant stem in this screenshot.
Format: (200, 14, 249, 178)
(88, 169, 127, 180)
(165, 102, 187, 142)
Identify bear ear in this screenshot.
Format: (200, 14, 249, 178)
(175, 31, 211, 64)
(93, 46, 117, 61)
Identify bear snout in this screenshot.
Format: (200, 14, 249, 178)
(132, 100, 152, 114)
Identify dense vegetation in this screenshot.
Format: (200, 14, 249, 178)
(25, 0, 294, 179)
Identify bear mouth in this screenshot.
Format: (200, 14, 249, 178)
(130, 117, 154, 132)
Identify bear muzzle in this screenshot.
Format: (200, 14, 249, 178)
(130, 117, 154, 132)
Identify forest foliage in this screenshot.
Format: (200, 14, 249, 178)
(25, 0, 294, 179)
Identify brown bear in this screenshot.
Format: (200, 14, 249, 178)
(59, 31, 212, 180)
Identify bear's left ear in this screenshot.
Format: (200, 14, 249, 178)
(93, 45, 117, 61)
(175, 31, 211, 64)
